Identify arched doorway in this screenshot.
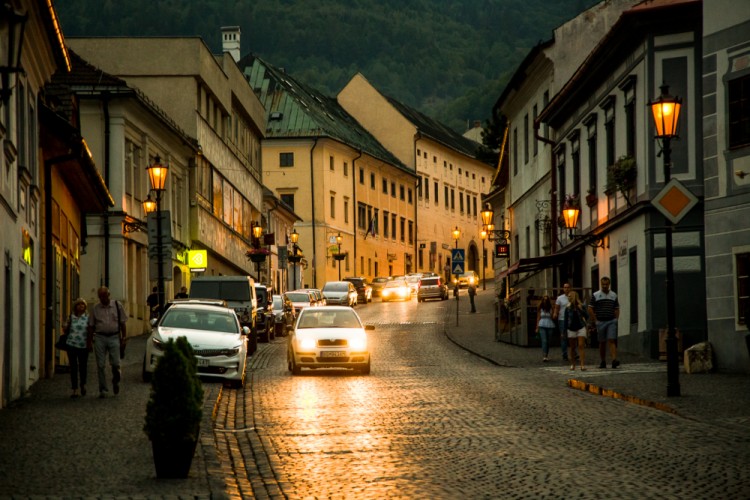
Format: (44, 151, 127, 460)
(467, 243, 479, 272)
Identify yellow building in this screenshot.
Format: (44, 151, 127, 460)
(338, 74, 496, 284)
(240, 56, 418, 287)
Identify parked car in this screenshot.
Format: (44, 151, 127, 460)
(343, 277, 372, 303)
(189, 275, 258, 354)
(456, 271, 479, 289)
(271, 294, 296, 337)
(254, 284, 275, 342)
(298, 288, 326, 306)
(322, 281, 358, 307)
(286, 290, 318, 315)
(287, 306, 373, 375)
(417, 276, 448, 302)
(142, 301, 249, 387)
(380, 279, 412, 302)
(370, 276, 392, 297)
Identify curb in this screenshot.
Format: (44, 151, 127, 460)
(566, 378, 679, 415)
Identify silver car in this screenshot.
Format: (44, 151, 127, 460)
(321, 281, 358, 306)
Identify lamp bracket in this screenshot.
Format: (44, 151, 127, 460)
(487, 229, 511, 242)
(123, 219, 147, 233)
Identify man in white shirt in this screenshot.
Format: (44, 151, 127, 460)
(553, 282, 572, 361)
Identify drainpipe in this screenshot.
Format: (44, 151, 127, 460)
(310, 138, 319, 288)
(351, 149, 362, 275)
(413, 132, 421, 274)
(102, 93, 111, 287)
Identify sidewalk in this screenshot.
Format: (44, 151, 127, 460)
(444, 287, 750, 431)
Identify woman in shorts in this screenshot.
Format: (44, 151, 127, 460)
(564, 291, 589, 370)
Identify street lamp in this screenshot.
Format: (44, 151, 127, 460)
(336, 232, 343, 280)
(481, 204, 495, 291)
(289, 228, 300, 290)
(146, 156, 169, 318)
(480, 228, 487, 290)
(0, 2, 28, 104)
(452, 226, 461, 326)
(649, 83, 682, 397)
(560, 196, 606, 255)
(250, 222, 265, 283)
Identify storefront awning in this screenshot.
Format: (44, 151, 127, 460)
(498, 252, 570, 279)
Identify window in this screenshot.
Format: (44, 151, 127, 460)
(738, 253, 750, 326)
(400, 217, 405, 242)
(280, 152, 294, 167)
(513, 128, 518, 176)
(344, 199, 349, 224)
(330, 194, 336, 218)
(585, 114, 598, 195)
(459, 192, 464, 213)
(408, 221, 413, 244)
(729, 74, 750, 149)
(424, 178, 429, 201)
(400, 185, 405, 201)
(434, 181, 439, 205)
(450, 188, 455, 211)
(472, 196, 477, 218)
(373, 208, 379, 236)
(359, 167, 364, 184)
(444, 186, 449, 210)
(532, 104, 538, 157)
(280, 193, 294, 211)
(358, 204, 367, 230)
(569, 131, 580, 198)
(556, 147, 566, 213)
(329, 155, 334, 171)
(602, 97, 616, 168)
(621, 77, 637, 156)
(391, 182, 396, 197)
(370, 172, 375, 189)
(408, 188, 413, 204)
(344, 161, 348, 177)
(524, 113, 529, 164)
(391, 213, 397, 239)
(383, 211, 389, 236)
(382, 178, 388, 194)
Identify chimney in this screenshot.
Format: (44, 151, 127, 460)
(220, 26, 241, 62)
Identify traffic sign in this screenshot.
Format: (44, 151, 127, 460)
(452, 248, 465, 263)
(652, 178, 698, 224)
(452, 262, 464, 275)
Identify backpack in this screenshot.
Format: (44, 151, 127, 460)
(567, 307, 586, 331)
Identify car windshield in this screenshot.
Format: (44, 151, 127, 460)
(272, 296, 283, 309)
(406, 276, 420, 283)
(323, 282, 349, 292)
(373, 277, 389, 283)
(286, 292, 310, 302)
(385, 281, 404, 288)
(297, 309, 362, 329)
(161, 309, 238, 333)
(255, 287, 269, 306)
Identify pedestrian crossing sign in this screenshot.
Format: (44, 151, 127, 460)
(452, 262, 464, 275)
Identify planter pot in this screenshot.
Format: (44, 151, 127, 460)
(152, 438, 198, 479)
(248, 253, 268, 263)
(585, 194, 597, 207)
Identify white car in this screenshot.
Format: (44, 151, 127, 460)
(142, 302, 249, 388)
(287, 306, 373, 375)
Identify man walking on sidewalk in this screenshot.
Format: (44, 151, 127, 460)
(589, 277, 620, 369)
(88, 286, 127, 398)
(468, 282, 477, 313)
(554, 282, 572, 361)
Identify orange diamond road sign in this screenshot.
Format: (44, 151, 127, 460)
(652, 178, 698, 224)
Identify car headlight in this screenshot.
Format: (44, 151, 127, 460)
(299, 337, 316, 350)
(223, 346, 241, 356)
(349, 336, 367, 351)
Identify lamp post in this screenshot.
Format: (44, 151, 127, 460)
(650, 83, 682, 397)
(146, 156, 169, 318)
(251, 222, 264, 283)
(452, 226, 460, 326)
(0, 3, 28, 104)
(481, 204, 495, 291)
(336, 233, 343, 280)
(560, 197, 607, 255)
(290, 228, 300, 291)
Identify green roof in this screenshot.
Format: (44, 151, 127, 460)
(238, 54, 412, 176)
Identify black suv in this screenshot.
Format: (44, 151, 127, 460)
(343, 277, 372, 304)
(254, 284, 275, 342)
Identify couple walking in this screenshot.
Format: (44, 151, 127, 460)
(536, 277, 620, 370)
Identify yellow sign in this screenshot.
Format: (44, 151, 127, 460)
(188, 250, 208, 270)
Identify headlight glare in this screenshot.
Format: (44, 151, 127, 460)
(299, 337, 316, 350)
(349, 336, 366, 351)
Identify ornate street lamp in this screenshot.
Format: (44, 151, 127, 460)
(560, 195, 605, 255)
(289, 228, 301, 290)
(0, 3, 28, 104)
(649, 83, 682, 397)
(248, 222, 266, 283)
(142, 194, 157, 214)
(145, 156, 169, 317)
(480, 227, 487, 290)
(335, 232, 343, 280)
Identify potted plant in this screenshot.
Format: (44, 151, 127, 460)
(606, 155, 637, 204)
(144, 336, 204, 479)
(585, 187, 598, 207)
(247, 247, 270, 263)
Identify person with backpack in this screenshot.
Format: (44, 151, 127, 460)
(564, 291, 589, 370)
(535, 295, 556, 362)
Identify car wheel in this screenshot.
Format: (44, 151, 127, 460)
(291, 357, 301, 375)
(248, 328, 258, 355)
(360, 359, 371, 375)
(142, 355, 152, 383)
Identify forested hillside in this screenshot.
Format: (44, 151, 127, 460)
(55, 0, 597, 133)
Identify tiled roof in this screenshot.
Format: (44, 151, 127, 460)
(384, 96, 488, 162)
(238, 54, 412, 176)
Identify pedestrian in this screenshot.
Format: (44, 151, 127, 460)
(468, 282, 477, 313)
(553, 281, 572, 361)
(147, 286, 159, 319)
(565, 291, 589, 370)
(589, 276, 620, 369)
(63, 298, 90, 398)
(175, 286, 189, 299)
(535, 295, 555, 362)
(88, 286, 127, 398)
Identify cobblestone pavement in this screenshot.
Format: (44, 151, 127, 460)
(211, 292, 750, 498)
(2, 288, 749, 499)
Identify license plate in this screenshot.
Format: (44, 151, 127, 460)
(320, 351, 347, 357)
(197, 358, 210, 367)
